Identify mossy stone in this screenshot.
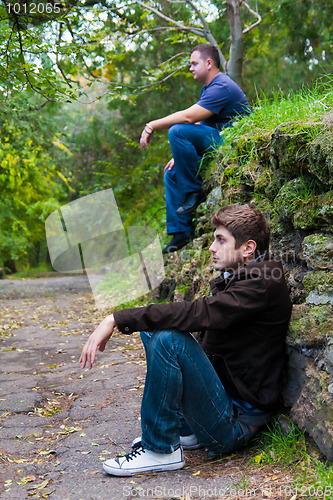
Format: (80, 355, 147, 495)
(223, 185, 253, 204)
(287, 304, 333, 347)
(302, 233, 333, 270)
(255, 136, 271, 167)
(308, 133, 333, 185)
(195, 214, 212, 237)
(303, 270, 333, 294)
(293, 191, 333, 230)
(270, 123, 313, 175)
(254, 168, 284, 200)
(197, 186, 223, 219)
(274, 176, 317, 220)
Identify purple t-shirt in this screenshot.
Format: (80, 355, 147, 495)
(196, 73, 250, 129)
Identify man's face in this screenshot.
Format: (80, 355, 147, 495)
(209, 225, 245, 272)
(189, 51, 210, 83)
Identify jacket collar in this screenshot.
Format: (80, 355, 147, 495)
(209, 255, 271, 294)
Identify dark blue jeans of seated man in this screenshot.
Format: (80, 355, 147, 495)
(164, 123, 224, 234)
(139, 329, 254, 455)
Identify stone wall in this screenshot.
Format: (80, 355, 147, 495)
(160, 114, 333, 460)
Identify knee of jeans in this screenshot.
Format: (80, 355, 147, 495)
(148, 329, 181, 351)
(163, 167, 176, 184)
(168, 123, 184, 142)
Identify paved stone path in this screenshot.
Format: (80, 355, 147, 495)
(0, 277, 284, 500)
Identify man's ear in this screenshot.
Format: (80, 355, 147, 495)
(242, 239, 257, 259)
(207, 57, 213, 69)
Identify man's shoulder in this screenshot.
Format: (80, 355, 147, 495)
(208, 73, 239, 89)
(239, 259, 285, 281)
(246, 258, 284, 275)
(213, 72, 231, 83)
(209, 259, 286, 292)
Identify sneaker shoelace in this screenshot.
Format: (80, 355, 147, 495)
(125, 444, 145, 462)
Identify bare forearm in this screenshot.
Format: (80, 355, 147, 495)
(148, 110, 195, 131)
(140, 104, 213, 150)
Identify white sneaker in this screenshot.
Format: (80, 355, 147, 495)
(132, 434, 202, 450)
(103, 444, 185, 476)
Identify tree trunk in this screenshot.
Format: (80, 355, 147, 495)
(31, 240, 41, 267)
(226, 0, 244, 88)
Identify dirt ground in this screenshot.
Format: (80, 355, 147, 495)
(0, 276, 298, 500)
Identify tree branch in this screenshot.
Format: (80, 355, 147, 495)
(129, 65, 187, 91)
(28, 99, 51, 111)
(184, 0, 226, 70)
(135, 0, 227, 71)
(157, 51, 188, 67)
(15, 16, 54, 102)
(242, 1, 262, 34)
(56, 24, 73, 87)
(135, 0, 204, 37)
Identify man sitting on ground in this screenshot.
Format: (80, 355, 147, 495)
(80, 203, 292, 476)
(140, 44, 250, 253)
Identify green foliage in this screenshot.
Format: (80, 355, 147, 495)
(274, 176, 321, 219)
(252, 418, 333, 497)
(0, 107, 68, 269)
(5, 261, 53, 279)
(243, 0, 333, 99)
(0, 1, 81, 103)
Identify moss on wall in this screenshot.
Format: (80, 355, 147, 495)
(161, 110, 333, 459)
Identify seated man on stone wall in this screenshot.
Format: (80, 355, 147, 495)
(140, 44, 250, 254)
(80, 203, 292, 476)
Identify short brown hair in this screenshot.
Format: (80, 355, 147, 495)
(211, 204, 270, 257)
(191, 43, 220, 69)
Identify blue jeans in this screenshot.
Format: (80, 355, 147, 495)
(140, 329, 253, 454)
(164, 124, 224, 234)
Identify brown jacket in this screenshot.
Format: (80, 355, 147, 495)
(114, 259, 292, 410)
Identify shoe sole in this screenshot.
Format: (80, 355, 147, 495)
(162, 236, 194, 254)
(175, 197, 206, 215)
(103, 460, 185, 476)
(182, 443, 203, 450)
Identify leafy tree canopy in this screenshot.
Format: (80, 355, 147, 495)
(3, 0, 332, 108)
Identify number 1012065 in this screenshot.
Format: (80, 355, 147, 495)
(7, 3, 61, 14)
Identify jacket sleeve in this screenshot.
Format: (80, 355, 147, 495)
(114, 278, 269, 334)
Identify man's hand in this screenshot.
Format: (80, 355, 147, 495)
(140, 128, 153, 150)
(164, 158, 174, 174)
(79, 314, 116, 369)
